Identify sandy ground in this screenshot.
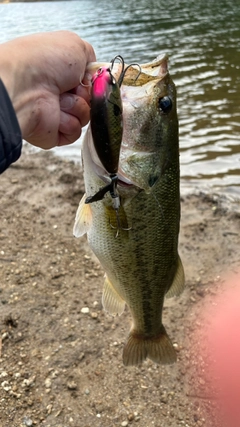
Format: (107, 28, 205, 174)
(0, 150, 240, 427)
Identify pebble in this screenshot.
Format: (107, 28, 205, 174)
(67, 381, 77, 390)
(45, 378, 52, 389)
(81, 307, 89, 314)
(173, 342, 180, 352)
(46, 404, 53, 414)
(1, 332, 9, 341)
(127, 413, 134, 421)
(14, 372, 21, 379)
(160, 392, 168, 404)
(1, 380, 11, 391)
(121, 421, 128, 427)
(91, 312, 98, 319)
(23, 416, 33, 426)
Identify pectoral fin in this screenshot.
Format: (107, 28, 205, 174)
(73, 193, 92, 238)
(165, 255, 185, 298)
(102, 275, 125, 316)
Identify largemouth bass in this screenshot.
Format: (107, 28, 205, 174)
(74, 54, 185, 366)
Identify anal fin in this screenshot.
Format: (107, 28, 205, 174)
(123, 325, 176, 366)
(102, 275, 125, 316)
(73, 193, 92, 238)
(165, 255, 185, 298)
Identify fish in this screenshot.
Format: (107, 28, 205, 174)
(73, 54, 185, 366)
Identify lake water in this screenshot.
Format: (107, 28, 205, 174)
(1, 0, 240, 197)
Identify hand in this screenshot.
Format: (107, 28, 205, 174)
(0, 31, 96, 149)
(197, 271, 240, 427)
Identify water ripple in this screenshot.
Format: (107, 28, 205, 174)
(0, 0, 239, 196)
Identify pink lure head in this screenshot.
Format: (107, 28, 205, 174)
(91, 67, 112, 98)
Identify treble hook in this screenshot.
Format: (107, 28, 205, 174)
(109, 208, 132, 238)
(110, 55, 125, 75)
(110, 55, 142, 87)
(85, 174, 131, 238)
(118, 63, 142, 87)
(85, 174, 118, 204)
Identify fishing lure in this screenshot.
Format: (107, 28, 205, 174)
(85, 56, 141, 235)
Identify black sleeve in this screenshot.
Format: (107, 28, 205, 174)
(0, 79, 22, 174)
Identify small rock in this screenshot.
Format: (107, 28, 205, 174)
(1, 332, 9, 341)
(81, 307, 89, 314)
(160, 392, 168, 404)
(67, 381, 77, 390)
(45, 378, 52, 389)
(173, 342, 180, 352)
(91, 312, 98, 319)
(46, 404, 52, 414)
(127, 413, 134, 421)
(14, 372, 21, 379)
(23, 416, 33, 426)
(121, 421, 128, 427)
(85, 388, 90, 395)
(1, 380, 11, 391)
(21, 376, 35, 388)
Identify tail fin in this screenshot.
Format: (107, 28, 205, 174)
(122, 325, 176, 366)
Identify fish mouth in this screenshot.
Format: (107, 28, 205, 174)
(86, 53, 169, 81)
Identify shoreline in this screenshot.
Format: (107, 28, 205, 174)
(0, 149, 239, 426)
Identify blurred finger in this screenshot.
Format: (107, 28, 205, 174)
(60, 93, 90, 126)
(74, 84, 91, 103)
(58, 111, 81, 145)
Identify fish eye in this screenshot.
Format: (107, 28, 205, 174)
(158, 96, 172, 114)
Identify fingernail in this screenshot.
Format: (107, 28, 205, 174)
(60, 94, 75, 110)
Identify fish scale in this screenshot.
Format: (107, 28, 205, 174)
(74, 54, 185, 366)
